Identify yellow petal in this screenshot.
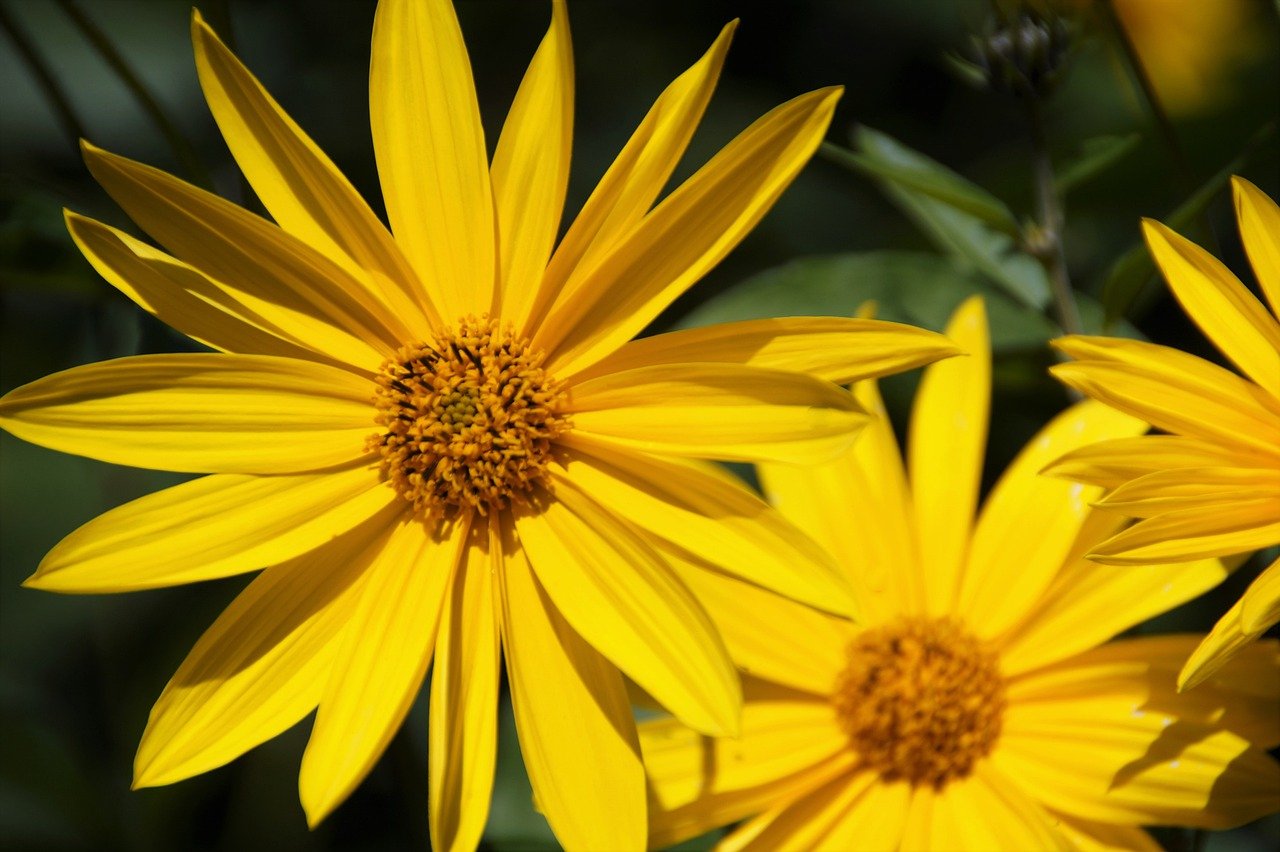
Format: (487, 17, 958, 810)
(133, 507, 399, 787)
(26, 464, 394, 593)
(0, 354, 374, 474)
(565, 316, 962, 385)
(567, 363, 866, 465)
(927, 766, 1071, 851)
(299, 516, 466, 826)
(537, 87, 842, 376)
(1053, 816, 1161, 852)
(191, 12, 436, 332)
(1095, 466, 1280, 517)
(1044, 435, 1250, 490)
(1180, 559, 1280, 690)
(491, 0, 572, 323)
(369, 0, 495, 319)
(428, 523, 501, 852)
(527, 21, 735, 332)
(957, 402, 1146, 639)
(1144, 218, 1280, 397)
(724, 771, 904, 852)
(513, 482, 740, 737)
(1233, 176, 1280, 316)
(1088, 498, 1280, 564)
(1052, 337, 1280, 457)
(82, 143, 402, 369)
(655, 543, 849, 694)
(909, 295, 990, 616)
(759, 379, 921, 623)
(497, 518, 645, 852)
(555, 437, 855, 616)
(66, 212, 334, 365)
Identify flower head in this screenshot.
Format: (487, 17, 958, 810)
(639, 298, 1280, 849)
(0, 2, 961, 849)
(1050, 177, 1280, 690)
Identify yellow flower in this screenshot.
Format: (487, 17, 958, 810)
(0, 2, 961, 849)
(639, 297, 1280, 850)
(1050, 177, 1280, 691)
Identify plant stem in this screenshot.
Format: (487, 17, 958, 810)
(0, 1, 85, 153)
(1026, 98, 1084, 338)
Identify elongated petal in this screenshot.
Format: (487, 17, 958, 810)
(491, 0, 572, 322)
(1144, 218, 1280, 396)
(957, 402, 1146, 639)
(726, 771, 903, 852)
(191, 12, 435, 331)
(1095, 466, 1280, 517)
(27, 464, 394, 593)
(567, 363, 866, 465)
(537, 87, 842, 376)
(1182, 559, 1280, 690)
(0, 354, 373, 473)
(526, 21, 735, 331)
(429, 523, 500, 852)
(909, 296, 989, 616)
(497, 519, 645, 852)
(555, 437, 855, 615)
(1234, 176, 1280, 316)
(300, 516, 466, 826)
(514, 482, 740, 737)
(760, 380, 920, 623)
(1054, 816, 1160, 851)
(566, 317, 961, 385)
(83, 143, 402, 369)
(133, 507, 400, 787)
(1089, 498, 1280, 564)
(926, 767, 1071, 850)
(1052, 337, 1280, 457)
(370, 0, 494, 319)
(1241, 557, 1280, 632)
(67, 212, 330, 364)
(1044, 435, 1249, 490)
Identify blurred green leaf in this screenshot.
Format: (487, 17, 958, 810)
(827, 129, 1021, 238)
(1101, 124, 1275, 327)
(1054, 133, 1140, 196)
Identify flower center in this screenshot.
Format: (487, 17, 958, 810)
(832, 616, 1005, 789)
(369, 316, 569, 518)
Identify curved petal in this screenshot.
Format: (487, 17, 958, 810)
(926, 766, 1072, 850)
(491, 0, 573, 322)
(83, 143, 403, 369)
(565, 317, 962, 386)
(0, 354, 374, 474)
(1144, 218, 1280, 397)
(133, 506, 400, 787)
(909, 296, 990, 616)
(513, 482, 740, 737)
(1044, 435, 1257, 490)
(299, 515, 466, 827)
(1233, 176, 1280, 316)
(27, 464, 395, 593)
(370, 0, 495, 319)
(525, 21, 735, 332)
(567, 363, 866, 465)
(497, 518, 645, 852)
(554, 436, 855, 616)
(536, 87, 842, 376)
(429, 522, 500, 852)
(1088, 498, 1280, 564)
(1095, 466, 1280, 516)
(1241, 556, 1280, 632)
(1181, 558, 1280, 690)
(1053, 815, 1161, 851)
(957, 402, 1147, 639)
(728, 770, 908, 852)
(191, 12, 435, 332)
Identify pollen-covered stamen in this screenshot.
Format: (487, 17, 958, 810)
(832, 616, 1005, 789)
(369, 316, 569, 518)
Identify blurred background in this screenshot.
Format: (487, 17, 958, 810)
(1, 0, 1277, 849)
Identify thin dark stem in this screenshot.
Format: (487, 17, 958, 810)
(56, 0, 213, 189)
(1026, 98, 1084, 339)
(0, 1, 86, 153)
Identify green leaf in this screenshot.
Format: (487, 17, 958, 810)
(1054, 133, 1141, 196)
(825, 131, 1021, 238)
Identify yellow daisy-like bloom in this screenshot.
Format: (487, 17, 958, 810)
(639, 298, 1280, 850)
(0, 2, 961, 849)
(1050, 177, 1280, 691)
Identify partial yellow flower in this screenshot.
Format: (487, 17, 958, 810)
(0, 2, 961, 850)
(1051, 177, 1280, 691)
(639, 297, 1280, 850)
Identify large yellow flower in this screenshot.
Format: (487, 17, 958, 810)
(1050, 178, 1280, 691)
(639, 298, 1280, 850)
(0, 2, 960, 849)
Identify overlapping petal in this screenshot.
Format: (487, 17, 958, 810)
(1088, 498, 1280, 564)
(1044, 435, 1256, 490)
(1181, 559, 1280, 691)
(1234, 176, 1280, 315)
